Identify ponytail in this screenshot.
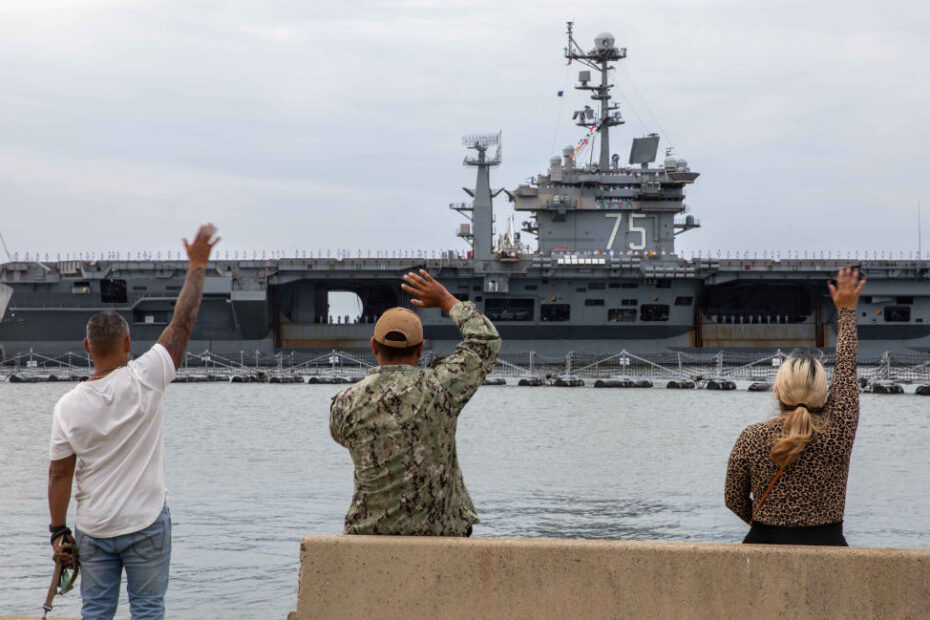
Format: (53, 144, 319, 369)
(771, 354, 827, 467)
(770, 405, 814, 467)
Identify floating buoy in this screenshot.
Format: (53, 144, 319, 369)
(633, 379, 653, 388)
(748, 382, 773, 392)
(553, 375, 584, 387)
(483, 377, 506, 386)
(269, 375, 302, 384)
(666, 379, 695, 389)
(705, 379, 736, 391)
(915, 385, 930, 396)
(306, 375, 352, 384)
(594, 379, 632, 388)
(517, 376, 544, 386)
(9, 373, 41, 383)
(870, 381, 904, 394)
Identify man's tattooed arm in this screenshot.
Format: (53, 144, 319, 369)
(157, 224, 220, 369)
(158, 266, 207, 369)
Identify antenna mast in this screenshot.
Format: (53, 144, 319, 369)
(565, 21, 626, 170)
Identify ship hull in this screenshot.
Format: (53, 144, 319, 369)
(2, 257, 929, 359)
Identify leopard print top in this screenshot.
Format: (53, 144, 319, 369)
(725, 309, 859, 526)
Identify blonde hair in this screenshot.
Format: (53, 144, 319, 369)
(771, 354, 828, 467)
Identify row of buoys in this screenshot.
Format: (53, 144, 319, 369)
(172, 374, 230, 383)
(7, 373, 86, 383)
(594, 378, 654, 388)
(705, 379, 738, 391)
(7, 373, 929, 395)
(306, 375, 363, 384)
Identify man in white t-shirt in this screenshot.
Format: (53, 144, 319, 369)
(48, 224, 219, 620)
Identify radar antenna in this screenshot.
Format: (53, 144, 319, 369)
(462, 132, 501, 166)
(564, 21, 626, 171)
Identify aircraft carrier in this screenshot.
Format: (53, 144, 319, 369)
(1, 24, 928, 359)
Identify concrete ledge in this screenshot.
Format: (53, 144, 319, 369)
(295, 535, 930, 620)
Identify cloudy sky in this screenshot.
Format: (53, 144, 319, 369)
(1, 0, 928, 260)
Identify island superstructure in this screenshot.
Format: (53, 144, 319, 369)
(2, 24, 928, 358)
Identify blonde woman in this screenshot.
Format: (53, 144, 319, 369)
(725, 267, 866, 545)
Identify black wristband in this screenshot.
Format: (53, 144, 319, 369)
(49, 524, 72, 545)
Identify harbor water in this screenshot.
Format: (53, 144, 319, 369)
(2, 383, 928, 618)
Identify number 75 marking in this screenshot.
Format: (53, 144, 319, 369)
(606, 213, 647, 250)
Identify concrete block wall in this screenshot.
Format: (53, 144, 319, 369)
(293, 535, 930, 620)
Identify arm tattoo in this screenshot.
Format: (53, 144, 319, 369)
(157, 266, 206, 368)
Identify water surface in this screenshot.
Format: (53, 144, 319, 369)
(2, 383, 927, 618)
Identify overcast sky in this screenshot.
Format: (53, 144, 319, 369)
(1, 0, 928, 260)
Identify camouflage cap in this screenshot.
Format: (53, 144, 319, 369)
(374, 307, 423, 348)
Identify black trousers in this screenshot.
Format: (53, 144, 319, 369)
(743, 521, 847, 546)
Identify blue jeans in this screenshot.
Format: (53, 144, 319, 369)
(75, 503, 171, 620)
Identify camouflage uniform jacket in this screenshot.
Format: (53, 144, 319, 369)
(330, 301, 501, 535)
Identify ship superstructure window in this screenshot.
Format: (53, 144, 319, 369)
(608, 283, 622, 289)
(585, 299, 605, 306)
(621, 299, 637, 306)
(524, 285, 538, 290)
(541, 304, 571, 322)
(896, 297, 914, 305)
(656, 280, 672, 289)
(884, 306, 911, 322)
(132, 286, 148, 291)
(608, 308, 637, 322)
(588, 282, 605, 290)
(640, 304, 670, 321)
(674, 296, 693, 306)
(621, 283, 638, 289)
(100, 279, 127, 304)
(484, 298, 534, 321)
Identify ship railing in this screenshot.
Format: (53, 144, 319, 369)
(0, 350, 91, 372)
(572, 350, 688, 379)
(290, 350, 376, 376)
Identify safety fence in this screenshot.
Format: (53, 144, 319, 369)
(3, 349, 930, 384)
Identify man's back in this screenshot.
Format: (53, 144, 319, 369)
(50, 344, 176, 537)
(331, 300, 500, 536)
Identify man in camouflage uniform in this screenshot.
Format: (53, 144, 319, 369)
(330, 269, 501, 536)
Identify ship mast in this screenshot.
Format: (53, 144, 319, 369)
(461, 132, 501, 263)
(565, 22, 626, 171)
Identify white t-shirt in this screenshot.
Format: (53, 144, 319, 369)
(50, 344, 177, 538)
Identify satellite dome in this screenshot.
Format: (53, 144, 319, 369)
(594, 32, 615, 50)
(550, 156, 562, 166)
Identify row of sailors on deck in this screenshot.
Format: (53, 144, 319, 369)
(710, 314, 803, 324)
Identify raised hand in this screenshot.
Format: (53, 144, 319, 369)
(401, 270, 460, 314)
(828, 267, 866, 310)
(183, 224, 220, 267)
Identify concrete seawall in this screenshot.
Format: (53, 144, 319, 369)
(293, 535, 930, 619)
